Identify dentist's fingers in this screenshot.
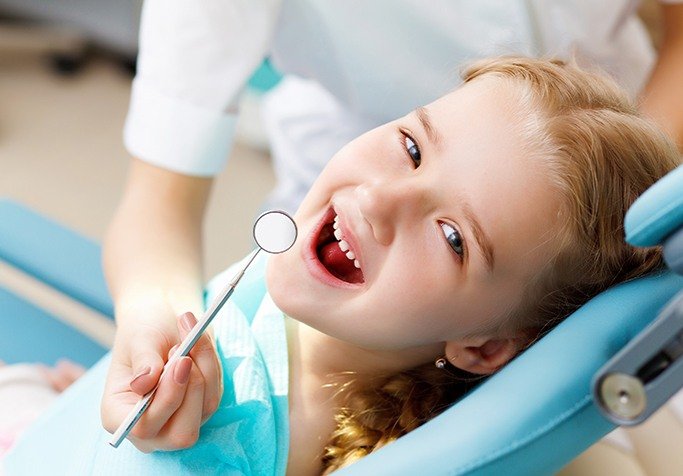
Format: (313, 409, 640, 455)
(149, 360, 206, 451)
(102, 309, 220, 451)
(176, 312, 223, 421)
(128, 333, 168, 396)
(101, 309, 191, 447)
(128, 356, 200, 442)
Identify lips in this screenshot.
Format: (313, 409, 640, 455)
(310, 207, 365, 285)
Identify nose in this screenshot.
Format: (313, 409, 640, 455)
(355, 178, 429, 245)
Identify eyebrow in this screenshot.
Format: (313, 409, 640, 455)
(415, 106, 494, 271)
(460, 199, 495, 273)
(416, 106, 443, 149)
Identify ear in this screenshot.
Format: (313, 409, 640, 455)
(444, 334, 527, 375)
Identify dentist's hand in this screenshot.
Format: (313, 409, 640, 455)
(101, 309, 223, 452)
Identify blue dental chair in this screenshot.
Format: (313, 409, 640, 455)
(1, 164, 682, 475)
(0, 200, 112, 368)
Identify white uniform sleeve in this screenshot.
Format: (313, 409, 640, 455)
(123, 0, 281, 176)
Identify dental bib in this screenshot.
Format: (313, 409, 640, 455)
(4, 254, 289, 476)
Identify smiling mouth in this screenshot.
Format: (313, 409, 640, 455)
(314, 210, 365, 284)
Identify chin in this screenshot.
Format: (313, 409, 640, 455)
(265, 253, 300, 317)
(265, 254, 284, 300)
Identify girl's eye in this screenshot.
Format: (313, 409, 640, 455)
(440, 222, 465, 258)
(403, 133, 421, 168)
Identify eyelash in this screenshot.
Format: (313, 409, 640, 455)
(399, 129, 421, 168)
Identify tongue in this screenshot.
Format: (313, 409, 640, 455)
(319, 242, 364, 283)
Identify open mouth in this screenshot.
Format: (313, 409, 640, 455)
(314, 209, 365, 284)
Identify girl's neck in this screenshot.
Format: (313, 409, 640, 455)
(284, 317, 341, 476)
(283, 316, 442, 475)
(285, 315, 441, 387)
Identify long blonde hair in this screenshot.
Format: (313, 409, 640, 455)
(321, 57, 681, 473)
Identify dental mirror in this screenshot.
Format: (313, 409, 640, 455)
(109, 210, 297, 448)
(253, 210, 297, 253)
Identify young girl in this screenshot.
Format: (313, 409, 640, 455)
(3, 57, 680, 475)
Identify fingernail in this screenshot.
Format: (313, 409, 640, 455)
(174, 357, 192, 385)
(180, 312, 195, 332)
(130, 366, 151, 386)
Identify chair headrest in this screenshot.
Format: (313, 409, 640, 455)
(625, 164, 683, 247)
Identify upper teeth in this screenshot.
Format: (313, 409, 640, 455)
(333, 214, 361, 269)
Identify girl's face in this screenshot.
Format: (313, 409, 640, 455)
(268, 78, 562, 354)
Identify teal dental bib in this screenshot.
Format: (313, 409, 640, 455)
(4, 254, 289, 476)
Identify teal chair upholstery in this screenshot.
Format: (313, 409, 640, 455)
(0, 200, 112, 367)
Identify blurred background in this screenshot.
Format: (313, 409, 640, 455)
(0, 1, 277, 345)
(0, 0, 277, 276)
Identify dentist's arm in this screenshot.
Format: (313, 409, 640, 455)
(640, 3, 683, 152)
(100, 0, 280, 451)
(100, 158, 222, 452)
(110, 0, 278, 349)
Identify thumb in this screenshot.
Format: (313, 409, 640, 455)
(128, 341, 167, 395)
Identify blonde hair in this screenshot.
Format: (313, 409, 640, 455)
(321, 57, 681, 473)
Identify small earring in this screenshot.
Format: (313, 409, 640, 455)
(435, 357, 447, 369)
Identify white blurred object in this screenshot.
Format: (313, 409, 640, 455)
(235, 89, 271, 153)
(669, 388, 683, 423)
(0, 364, 59, 458)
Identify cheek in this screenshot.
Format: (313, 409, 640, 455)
(374, 256, 514, 339)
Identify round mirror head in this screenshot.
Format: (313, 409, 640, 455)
(253, 210, 297, 254)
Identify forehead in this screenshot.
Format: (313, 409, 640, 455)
(426, 78, 563, 280)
